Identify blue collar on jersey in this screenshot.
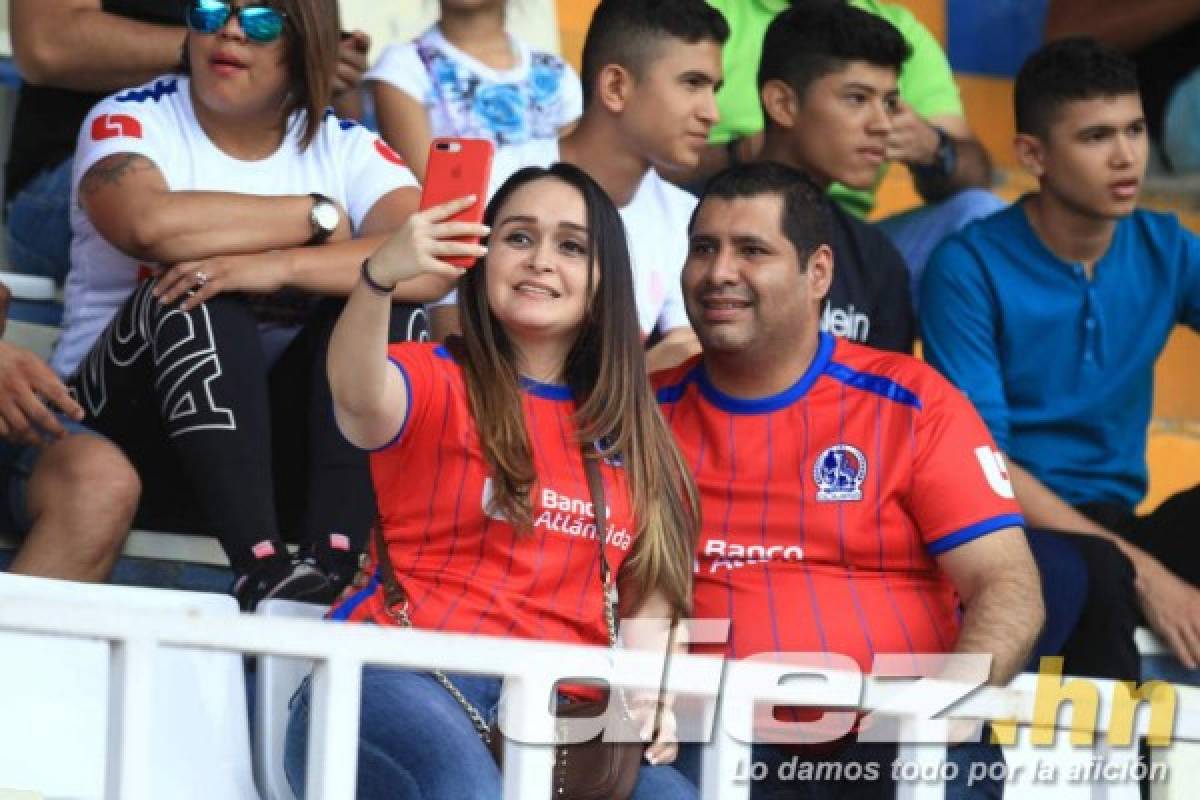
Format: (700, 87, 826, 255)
(435, 344, 572, 401)
(519, 375, 573, 401)
(696, 332, 836, 414)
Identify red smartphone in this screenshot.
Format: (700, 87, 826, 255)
(419, 137, 495, 268)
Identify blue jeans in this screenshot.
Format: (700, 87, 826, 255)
(6, 157, 74, 284)
(284, 667, 698, 800)
(1024, 530, 1088, 668)
(876, 189, 1006, 309)
(675, 734, 1005, 799)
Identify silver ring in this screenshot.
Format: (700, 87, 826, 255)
(194, 271, 209, 288)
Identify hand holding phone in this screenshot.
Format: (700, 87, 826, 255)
(418, 138, 495, 268)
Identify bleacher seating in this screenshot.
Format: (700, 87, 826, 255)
(0, 573, 257, 799)
(254, 598, 329, 800)
(5, 572, 1197, 799)
(0, 3, 10, 58)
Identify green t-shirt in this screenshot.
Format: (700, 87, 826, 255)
(707, 0, 964, 216)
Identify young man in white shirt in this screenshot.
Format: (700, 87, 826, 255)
(432, 0, 729, 372)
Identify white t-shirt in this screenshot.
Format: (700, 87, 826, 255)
(615, 167, 696, 337)
(367, 25, 582, 199)
(432, 143, 696, 339)
(54, 74, 418, 377)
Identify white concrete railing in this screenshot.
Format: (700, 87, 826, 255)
(1, 596, 1197, 800)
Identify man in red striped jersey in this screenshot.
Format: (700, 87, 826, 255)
(658, 162, 1043, 798)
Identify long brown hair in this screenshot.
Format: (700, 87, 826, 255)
(450, 163, 700, 616)
(181, 0, 338, 148)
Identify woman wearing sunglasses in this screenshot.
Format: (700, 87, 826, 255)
(49, 0, 447, 609)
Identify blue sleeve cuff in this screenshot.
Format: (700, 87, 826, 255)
(926, 513, 1025, 556)
(328, 573, 380, 621)
(366, 356, 413, 453)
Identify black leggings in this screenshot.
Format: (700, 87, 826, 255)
(69, 279, 427, 576)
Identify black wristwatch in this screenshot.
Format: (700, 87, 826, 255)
(306, 192, 340, 246)
(914, 125, 957, 179)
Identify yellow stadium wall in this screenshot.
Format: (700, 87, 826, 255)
(1146, 330, 1200, 512)
(556, 0, 597, 72)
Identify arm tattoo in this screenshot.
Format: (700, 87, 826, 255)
(80, 153, 156, 197)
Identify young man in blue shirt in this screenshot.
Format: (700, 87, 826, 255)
(921, 38, 1200, 678)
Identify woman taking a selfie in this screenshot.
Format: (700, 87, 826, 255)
(52, 0, 446, 608)
(284, 163, 699, 799)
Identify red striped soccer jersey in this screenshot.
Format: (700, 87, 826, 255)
(332, 343, 636, 648)
(654, 333, 1024, 671)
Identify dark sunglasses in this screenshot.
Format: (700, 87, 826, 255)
(187, 0, 287, 44)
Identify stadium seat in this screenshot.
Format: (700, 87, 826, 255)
(254, 598, 328, 800)
(0, 573, 259, 799)
(1, 269, 61, 366)
(0, 270, 60, 328)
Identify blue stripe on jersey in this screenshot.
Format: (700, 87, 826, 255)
(696, 333, 836, 414)
(368, 357, 415, 452)
(426, 416, 473, 601)
(874, 398, 884, 569)
(796, 398, 809, 550)
(845, 574, 877, 664)
(906, 410, 918, 569)
(914, 584, 950, 651)
(823, 362, 922, 411)
(548, 406, 583, 622)
(503, 397, 553, 638)
(329, 573, 380, 620)
(434, 345, 452, 360)
(566, 411, 599, 620)
(407, 374, 455, 606)
(473, 524, 521, 635)
(836, 382, 848, 563)
(722, 412, 738, 659)
(800, 566, 832, 658)
(926, 513, 1025, 555)
(116, 78, 178, 104)
(435, 518, 488, 630)
(761, 415, 783, 654)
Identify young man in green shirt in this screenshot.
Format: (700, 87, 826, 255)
(689, 0, 1003, 295)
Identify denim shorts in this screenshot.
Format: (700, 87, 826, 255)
(0, 416, 91, 535)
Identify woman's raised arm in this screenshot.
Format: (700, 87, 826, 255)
(327, 195, 486, 449)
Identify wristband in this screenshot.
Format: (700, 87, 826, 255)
(360, 258, 396, 295)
